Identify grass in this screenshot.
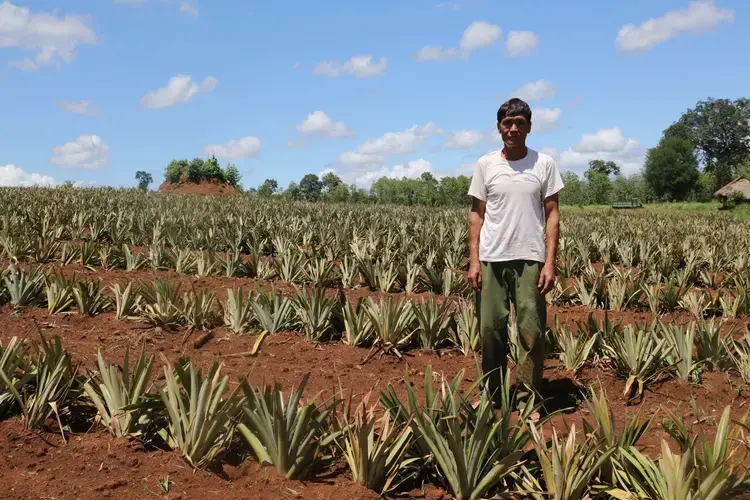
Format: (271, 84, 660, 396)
(561, 202, 750, 221)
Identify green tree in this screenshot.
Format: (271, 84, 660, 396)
(165, 160, 188, 183)
(586, 172, 613, 205)
(559, 171, 585, 206)
(585, 159, 620, 180)
(329, 183, 350, 203)
(321, 172, 343, 193)
(299, 174, 323, 201)
(257, 179, 278, 198)
(666, 98, 750, 172)
(135, 171, 153, 191)
(200, 156, 224, 182)
(187, 158, 204, 183)
(285, 181, 302, 201)
(224, 164, 241, 187)
(644, 137, 700, 201)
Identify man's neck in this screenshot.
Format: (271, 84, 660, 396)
(502, 145, 528, 161)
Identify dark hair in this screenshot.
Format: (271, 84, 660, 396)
(497, 98, 532, 123)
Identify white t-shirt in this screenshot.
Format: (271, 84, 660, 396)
(468, 148, 564, 263)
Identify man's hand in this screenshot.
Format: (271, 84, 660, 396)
(538, 263, 555, 295)
(467, 262, 482, 291)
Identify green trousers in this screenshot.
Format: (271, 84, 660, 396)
(478, 260, 546, 408)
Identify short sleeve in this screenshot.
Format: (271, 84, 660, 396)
(542, 156, 564, 199)
(467, 160, 487, 201)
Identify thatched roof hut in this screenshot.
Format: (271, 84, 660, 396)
(714, 177, 750, 202)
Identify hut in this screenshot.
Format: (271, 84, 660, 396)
(714, 177, 750, 207)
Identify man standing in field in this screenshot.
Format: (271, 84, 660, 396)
(467, 98, 563, 414)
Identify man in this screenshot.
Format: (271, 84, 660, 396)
(467, 98, 563, 413)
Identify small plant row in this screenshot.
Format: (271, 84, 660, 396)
(0, 265, 479, 354)
(1, 336, 748, 500)
(551, 312, 750, 401)
(551, 260, 750, 317)
(0, 240, 472, 296)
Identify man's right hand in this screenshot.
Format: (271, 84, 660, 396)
(467, 262, 482, 291)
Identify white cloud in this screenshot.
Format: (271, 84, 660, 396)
(295, 111, 353, 138)
(139, 75, 218, 109)
(50, 135, 109, 169)
(539, 147, 558, 159)
(416, 21, 500, 61)
(559, 127, 645, 174)
(533, 107, 562, 132)
(203, 137, 262, 159)
(616, 0, 734, 52)
(460, 21, 502, 51)
(354, 123, 444, 157)
(0, 164, 56, 187)
(178, 1, 198, 17)
(506, 30, 540, 57)
(443, 130, 484, 149)
(356, 159, 434, 187)
(0, 2, 97, 70)
(57, 100, 102, 116)
(510, 79, 556, 102)
(415, 45, 462, 61)
(338, 151, 384, 167)
(313, 55, 387, 78)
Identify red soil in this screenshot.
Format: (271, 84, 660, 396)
(158, 180, 239, 197)
(1, 266, 750, 498)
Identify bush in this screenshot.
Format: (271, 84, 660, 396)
(163, 157, 238, 186)
(727, 190, 747, 208)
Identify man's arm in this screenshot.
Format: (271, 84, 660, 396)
(467, 196, 486, 291)
(538, 193, 560, 295)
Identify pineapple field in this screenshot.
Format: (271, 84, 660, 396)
(1, 187, 750, 499)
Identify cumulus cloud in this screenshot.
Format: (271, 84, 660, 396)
(353, 123, 444, 158)
(506, 30, 540, 57)
(0, 2, 97, 70)
(533, 107, 562, 132)
(202, 137, 262, 159)
(313, 55, 387, 78)
(57, 100, 102, 116)
(416, 21, 501, 61)
(139, 75, 218, 109)
(178, 1, 198, 17)
(0, 164, 56, 187)
(510, 79, 556, 102)
(559, 127, 645, 174)
(443, 130, 484, 149)
(50, 135, 109, 169)
(295, 111, 353, 138)
(354, 159, 434, 187)
(616, 0, 734, 52)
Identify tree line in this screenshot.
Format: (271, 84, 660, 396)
(247, 98, 749, 206)
(248, 172, 472, 206)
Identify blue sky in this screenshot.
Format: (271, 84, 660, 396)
(0, 0, 747, 189)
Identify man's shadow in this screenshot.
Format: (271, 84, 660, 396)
(539, 377, 587, 415)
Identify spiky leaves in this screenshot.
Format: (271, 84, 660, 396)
(154, 358, 241, 469)
(605, 324, 671, 400)
(521, 424, 615, 500)
(413, 388, 523, 500)
(334, 391, 417, 494)
(293, 286, 337, 343)
(412, 295, 453, 350)
(83, 347, 155, 438)
(237, 373, 339, 480)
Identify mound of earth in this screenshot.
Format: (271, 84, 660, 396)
(158, 180, 239, 196)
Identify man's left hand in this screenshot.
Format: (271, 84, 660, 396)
(538, 263, 555, 295)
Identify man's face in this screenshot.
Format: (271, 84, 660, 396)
(497, 114, 531, 148)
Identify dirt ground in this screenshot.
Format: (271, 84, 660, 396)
(1, 267, 749, 499)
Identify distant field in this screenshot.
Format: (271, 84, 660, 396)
(562, 202, 750, 221)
